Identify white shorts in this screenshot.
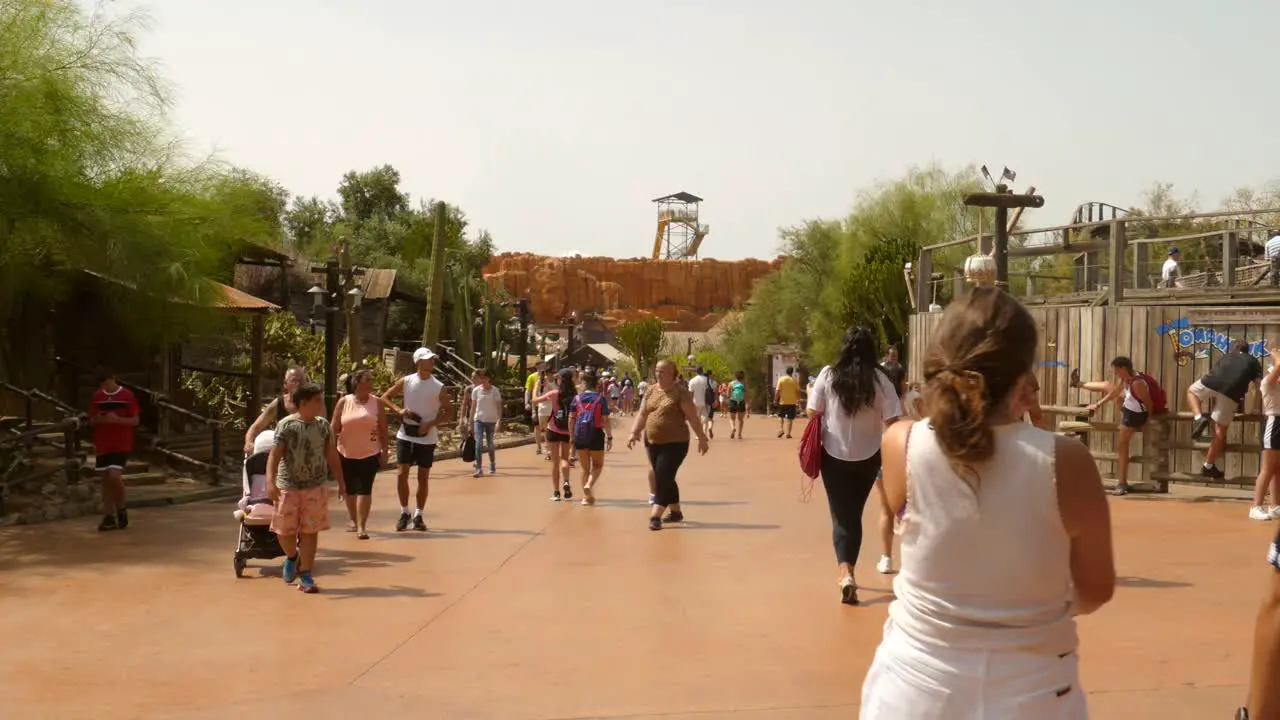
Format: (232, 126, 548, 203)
(536, 403, 553, 424)
(1264, 416, 1280, 451)
(861, 620, 1086, 719)
(1189, 380, 1237, 426)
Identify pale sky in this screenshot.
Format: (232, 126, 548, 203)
(122, 0, 1280, 259)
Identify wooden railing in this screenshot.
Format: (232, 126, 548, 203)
(118, 381, 224, 485)
(0, 382, 85, 485)
(1041, 404, 1270, 492)
(52, 357, 226, 484)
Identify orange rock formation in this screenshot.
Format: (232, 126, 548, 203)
(483, 254, 781, 330)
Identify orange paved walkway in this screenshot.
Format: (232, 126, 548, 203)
(0, 417, 1272, 719)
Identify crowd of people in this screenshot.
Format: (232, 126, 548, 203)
(84, 298, 1280, 715)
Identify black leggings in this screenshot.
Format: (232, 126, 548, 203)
(646, 441, 689, 507)
(820, 449, 882, 566)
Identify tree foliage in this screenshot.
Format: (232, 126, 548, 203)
(614, 318, 666, 378)
(720, 165, 984, 397)
(181, 312, 397, 425)
(0, 0, 283, 380)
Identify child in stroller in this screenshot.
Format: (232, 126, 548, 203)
(233, 430, 286, 577)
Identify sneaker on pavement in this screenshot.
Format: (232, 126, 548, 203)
(282, 555, 299, 584)
(551, 491, 562, 502)
(97, 514, 119, 532)
(297, 572, 318, 594)
(876, 555, 894, 574)
(412, 514, 427, 532)
(840, 577, 859, 606)
(648, 517, 662, 532)
(1271, 506, 1280, 520)
(562, 481, 572, 500)
(1201, 464, 1226, 480)
(116, 508, 129, 529)
(1250, 505, 1274, 521)
(663, 510, 684, 523)
(395, 512, 411, 532)
(473, 468, 482, 478)
(490, 464, 496, 474)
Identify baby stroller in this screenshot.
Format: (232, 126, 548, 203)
(233, 430, 285, 578)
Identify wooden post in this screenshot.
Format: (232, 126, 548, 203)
(1108, 220, 1125, 304)
(247, 314, 265, 427)
(1154, 416, 1171, 493)
(1132, 230, 1149, 289)
(1223, 230, 1238, 287)
(914, 249, 933, 310)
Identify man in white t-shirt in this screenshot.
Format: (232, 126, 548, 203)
(1161, 247, 1182, 288)
(687, 367, 717, 438)
(381, 347, 452, 532)
(1267, 233, 1280, 260)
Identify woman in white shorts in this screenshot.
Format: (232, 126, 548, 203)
(1251, 347, 1280, 520)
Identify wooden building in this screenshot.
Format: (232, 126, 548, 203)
(233, 250, 426, 360)
(907, 205, 1280, 491)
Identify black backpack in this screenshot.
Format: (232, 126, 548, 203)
(704, 380, 717, 408)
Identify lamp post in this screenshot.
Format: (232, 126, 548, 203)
(308, 257, 365, 414)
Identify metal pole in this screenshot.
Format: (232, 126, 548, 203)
(324, 257, 340, 415)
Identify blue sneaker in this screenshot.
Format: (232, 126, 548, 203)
(297, 571, 318, 594)
(282, 555, 299, 584)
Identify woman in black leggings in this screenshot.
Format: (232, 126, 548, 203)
(805, 327, 903, 605)
(628, 360, 710, 531)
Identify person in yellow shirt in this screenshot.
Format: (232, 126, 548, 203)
(525, 363, 547, 456)
(774, 366, 801, 439)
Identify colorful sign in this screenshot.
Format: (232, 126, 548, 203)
(1155, 317, 1269, 366)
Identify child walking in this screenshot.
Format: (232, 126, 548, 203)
(267, 382, 345, 593)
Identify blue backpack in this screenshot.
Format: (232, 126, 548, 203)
(573, 393, 605, 446)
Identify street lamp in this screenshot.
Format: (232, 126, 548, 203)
(307, 285, 325, 309)
(347, 285, 364, 309)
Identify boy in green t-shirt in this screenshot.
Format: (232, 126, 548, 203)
(268, 382, 345, 593)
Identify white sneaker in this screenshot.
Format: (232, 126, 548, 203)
(1271, 506, 1280, 519)
(1249, 505, 1272, 521)
(876, 555, 893, 574)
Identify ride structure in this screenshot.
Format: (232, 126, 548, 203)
(651, 192, 709, 260)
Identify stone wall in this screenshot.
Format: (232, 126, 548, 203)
(483, 254, 780, 330)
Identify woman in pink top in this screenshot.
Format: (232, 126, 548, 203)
(331, 370, 399, 539)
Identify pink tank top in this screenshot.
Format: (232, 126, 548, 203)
(337, 394, 381, 459)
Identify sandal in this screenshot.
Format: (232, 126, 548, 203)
(357, 531, 370, 540)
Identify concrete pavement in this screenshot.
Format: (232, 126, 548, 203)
(0, 416, 1271, 718)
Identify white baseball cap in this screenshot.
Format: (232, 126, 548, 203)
(412, 347, 437, 363)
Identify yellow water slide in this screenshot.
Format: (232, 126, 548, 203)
(688, 225, 708, 256)
(651, 218, 669, 260)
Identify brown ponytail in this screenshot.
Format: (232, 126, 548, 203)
(922, 288, 1037, 483)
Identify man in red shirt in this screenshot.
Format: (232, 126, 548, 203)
(88, 369, 140, 531)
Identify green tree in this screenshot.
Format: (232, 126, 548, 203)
(337, 164, 410, 223)
(721, 165, 983, 392)
(614, 318, 666, 378)
(0, 0, 280, 380)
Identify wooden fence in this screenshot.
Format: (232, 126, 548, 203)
(909, 304, 1279, 488)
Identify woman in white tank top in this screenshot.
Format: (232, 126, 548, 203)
(862, 288, 1116, 719)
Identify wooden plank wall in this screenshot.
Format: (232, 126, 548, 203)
(909, 303, 1273, 484)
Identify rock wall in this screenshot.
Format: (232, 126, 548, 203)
(483, 254, 781, 330)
